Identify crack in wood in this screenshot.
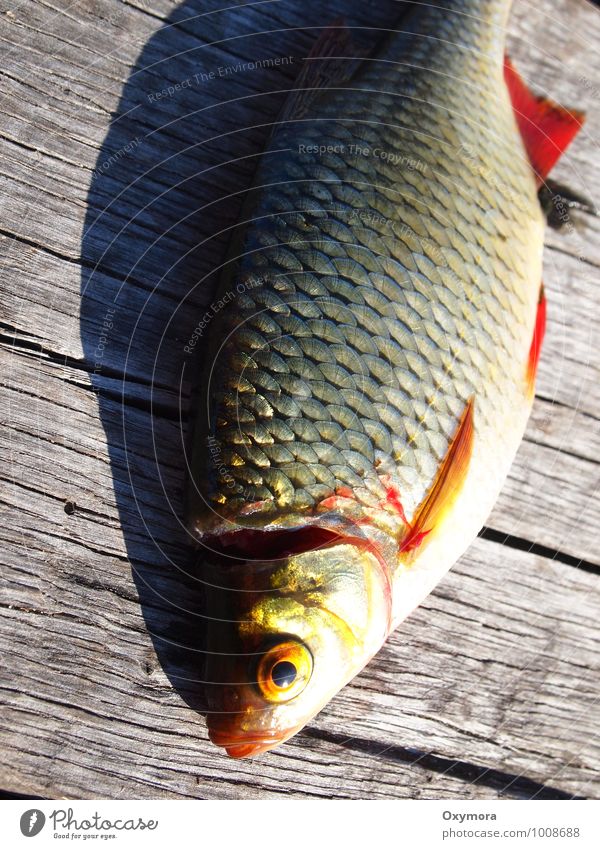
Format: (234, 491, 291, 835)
(302, 729, 585, 800)
(479, 527, 600, 576)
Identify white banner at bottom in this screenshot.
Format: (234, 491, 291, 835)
(1, 799, 598, 849)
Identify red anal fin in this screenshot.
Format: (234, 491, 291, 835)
(274, 19, 356, 130)
(504, 56, 585, 186)
(526, 284, 547, 398)
(399, 398, 475, 559)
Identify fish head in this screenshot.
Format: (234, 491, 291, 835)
(203, 532, 391, 757)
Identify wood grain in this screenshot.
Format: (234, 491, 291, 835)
(1, 0, 599, 799)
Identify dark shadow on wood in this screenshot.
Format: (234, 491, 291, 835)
(305, 729, 585, 800)
(0, 790, 45, 800)
(303, 729, 585, 800)
(79, 0, 283, 718)
(78, 0, 397, 729)
(479, 527, 600, 577)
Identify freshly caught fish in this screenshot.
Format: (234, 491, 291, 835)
(186, 0, 583, 757)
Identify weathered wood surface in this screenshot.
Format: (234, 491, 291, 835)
(1, 0, 599, 800)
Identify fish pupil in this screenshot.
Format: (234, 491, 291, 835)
(271, 660, 297, 689)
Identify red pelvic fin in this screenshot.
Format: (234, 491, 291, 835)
(274, 19, 356, 129)
(526, 284, 547, 397)
(504, 56, 585, 185)
(399, 398, 475, 559)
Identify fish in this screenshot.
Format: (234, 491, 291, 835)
(185, 0, 584, 758)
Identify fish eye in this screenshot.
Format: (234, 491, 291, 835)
(272, 661, 297, 688)
(256, 640, 313, 703)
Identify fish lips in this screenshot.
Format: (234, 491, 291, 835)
(207, 716, 301, 758)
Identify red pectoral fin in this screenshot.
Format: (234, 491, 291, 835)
(526, 284, 547, 397)
(399, 398, 475, 557)
(504, 56, 585, 185)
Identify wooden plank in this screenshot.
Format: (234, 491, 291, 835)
(1, 0, 599, 800)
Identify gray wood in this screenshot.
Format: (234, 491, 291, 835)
(1, 0, 599, 799)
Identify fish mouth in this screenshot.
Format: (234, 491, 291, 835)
(207, 721, 300, 758)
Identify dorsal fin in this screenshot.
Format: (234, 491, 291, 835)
(400, 398, 475, 558)
(504, 56, 585, 185)
(273, 19, 357, 132)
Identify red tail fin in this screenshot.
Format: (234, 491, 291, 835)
(504, 56, 584, 185)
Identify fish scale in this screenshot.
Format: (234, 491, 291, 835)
(188, 0, 542, 538)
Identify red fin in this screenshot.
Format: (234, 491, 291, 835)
(504, 56, 585, 185)
(526, 284, 547, 397)
(399, 398, 475, 559)
(380, 474, 411, 527)
(274, 19, 356, 129)
(399, 527, 431, 555)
